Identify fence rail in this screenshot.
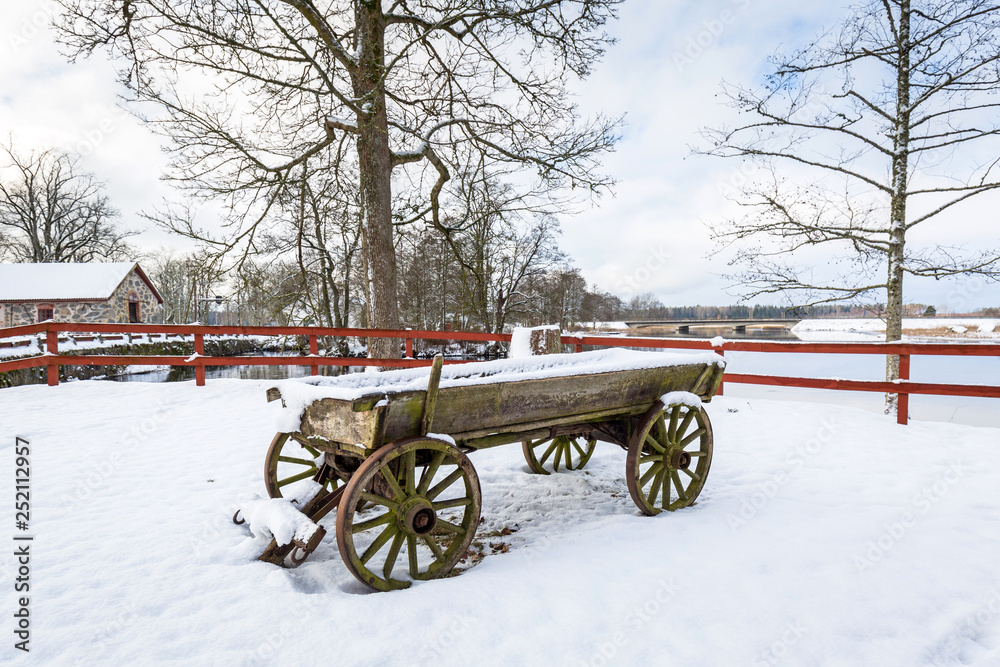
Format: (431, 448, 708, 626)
(2, 322, 999, 426)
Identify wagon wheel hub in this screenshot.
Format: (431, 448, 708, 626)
(398, 496, 437, 536)
(670, 449, 692, 470)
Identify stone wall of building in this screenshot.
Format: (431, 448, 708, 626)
(0, 268, 161, 326)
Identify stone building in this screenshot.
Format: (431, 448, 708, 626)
(0, 262, 163, 327)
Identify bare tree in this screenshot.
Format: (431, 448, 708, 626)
(527, 266, 588, 328)
(146, 250, 225, 323)
(231, 258, 307, 326)
(428, 172, 565, 333)
(700, 0, 1000, 409)
(0, 144, 133, 263)
(54, 0, 620, 361)
(397, 228, 460, 331)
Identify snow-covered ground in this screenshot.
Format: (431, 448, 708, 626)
(2, 378, 998, 665)
(793, 318, 1000, 342)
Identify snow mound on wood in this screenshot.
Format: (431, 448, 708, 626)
(509, 324, 560, 358)
(238, 496, 320, 547)
(660, 391, 703, 408)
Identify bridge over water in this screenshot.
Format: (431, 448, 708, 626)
(624, 318, 802, 334)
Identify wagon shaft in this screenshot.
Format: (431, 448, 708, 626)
(258, 486, 344, 567)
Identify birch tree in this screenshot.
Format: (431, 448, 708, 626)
(700, 0, 1000, 408)
(54, 0, 620, 360)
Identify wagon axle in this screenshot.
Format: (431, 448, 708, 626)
(399, 497, 438, 536)
(671, 450, 692, 470)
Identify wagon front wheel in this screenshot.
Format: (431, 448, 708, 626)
(336, 437, 482, 591)
(264, 433, 338, 499)
(626, 401, 713, 515)
(522, 435, 596, 474)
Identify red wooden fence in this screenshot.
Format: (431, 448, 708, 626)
(2, 321, 999, 426)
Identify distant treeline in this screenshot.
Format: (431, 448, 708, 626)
(586, 296, 881, 323)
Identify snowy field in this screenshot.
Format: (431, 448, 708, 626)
(792, 318, 1000, 341)
(2, 378, 999, 666)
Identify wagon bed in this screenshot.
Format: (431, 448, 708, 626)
(245, 348, 725, 590)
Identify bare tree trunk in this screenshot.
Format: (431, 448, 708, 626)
(885, 0, 912, 414)
(354, 3, 401, 363)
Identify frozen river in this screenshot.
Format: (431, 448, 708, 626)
(722, 350, 1000, 428)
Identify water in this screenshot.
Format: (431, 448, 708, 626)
(112, 363, 363, 383)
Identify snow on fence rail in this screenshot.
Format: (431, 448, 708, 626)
(2, 322, 999, 426)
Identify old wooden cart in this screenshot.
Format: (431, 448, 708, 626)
(250, 349, 725, 591)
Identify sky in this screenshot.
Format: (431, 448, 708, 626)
(0, 0, 998, 313)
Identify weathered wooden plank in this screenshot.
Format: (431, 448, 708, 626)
(294, 360, 723, 450)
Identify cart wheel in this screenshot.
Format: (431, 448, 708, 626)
(264, 433, 338, 499)
(522, 435, 596, 474)
(336, 437, 482, 591)
(626, 400, 713, 516)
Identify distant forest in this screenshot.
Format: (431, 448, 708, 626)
(573, 297, 928, 325)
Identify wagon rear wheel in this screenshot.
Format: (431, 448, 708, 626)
(522, 435, 596, 474)
(264, 433, 338, 499)
(626, 400, 713, 515)
(336, 437, 482, 591)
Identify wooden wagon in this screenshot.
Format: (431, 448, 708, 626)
(247, 348, 725, 591)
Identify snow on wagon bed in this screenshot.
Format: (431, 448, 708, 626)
(250, 349, 727, 591)
(270, 348, 725, 431)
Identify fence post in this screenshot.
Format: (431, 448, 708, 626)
(194, 332, 205, 387)
(897, 354, 910, 425)
(716, 347, 725, 396)
(310, 334, 319, 375)
(405, 337, 414, 358)
(574, 341, 583, 353)
(46, 328, 59, 386)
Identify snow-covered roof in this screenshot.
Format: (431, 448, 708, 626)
(0, 262, 163, 303)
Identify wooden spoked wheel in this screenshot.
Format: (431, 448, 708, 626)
(626, 401, 713, 515)
(264, 433, 337, 499)
(336, 437, 482, 591)
(522, 435, 596, 474)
